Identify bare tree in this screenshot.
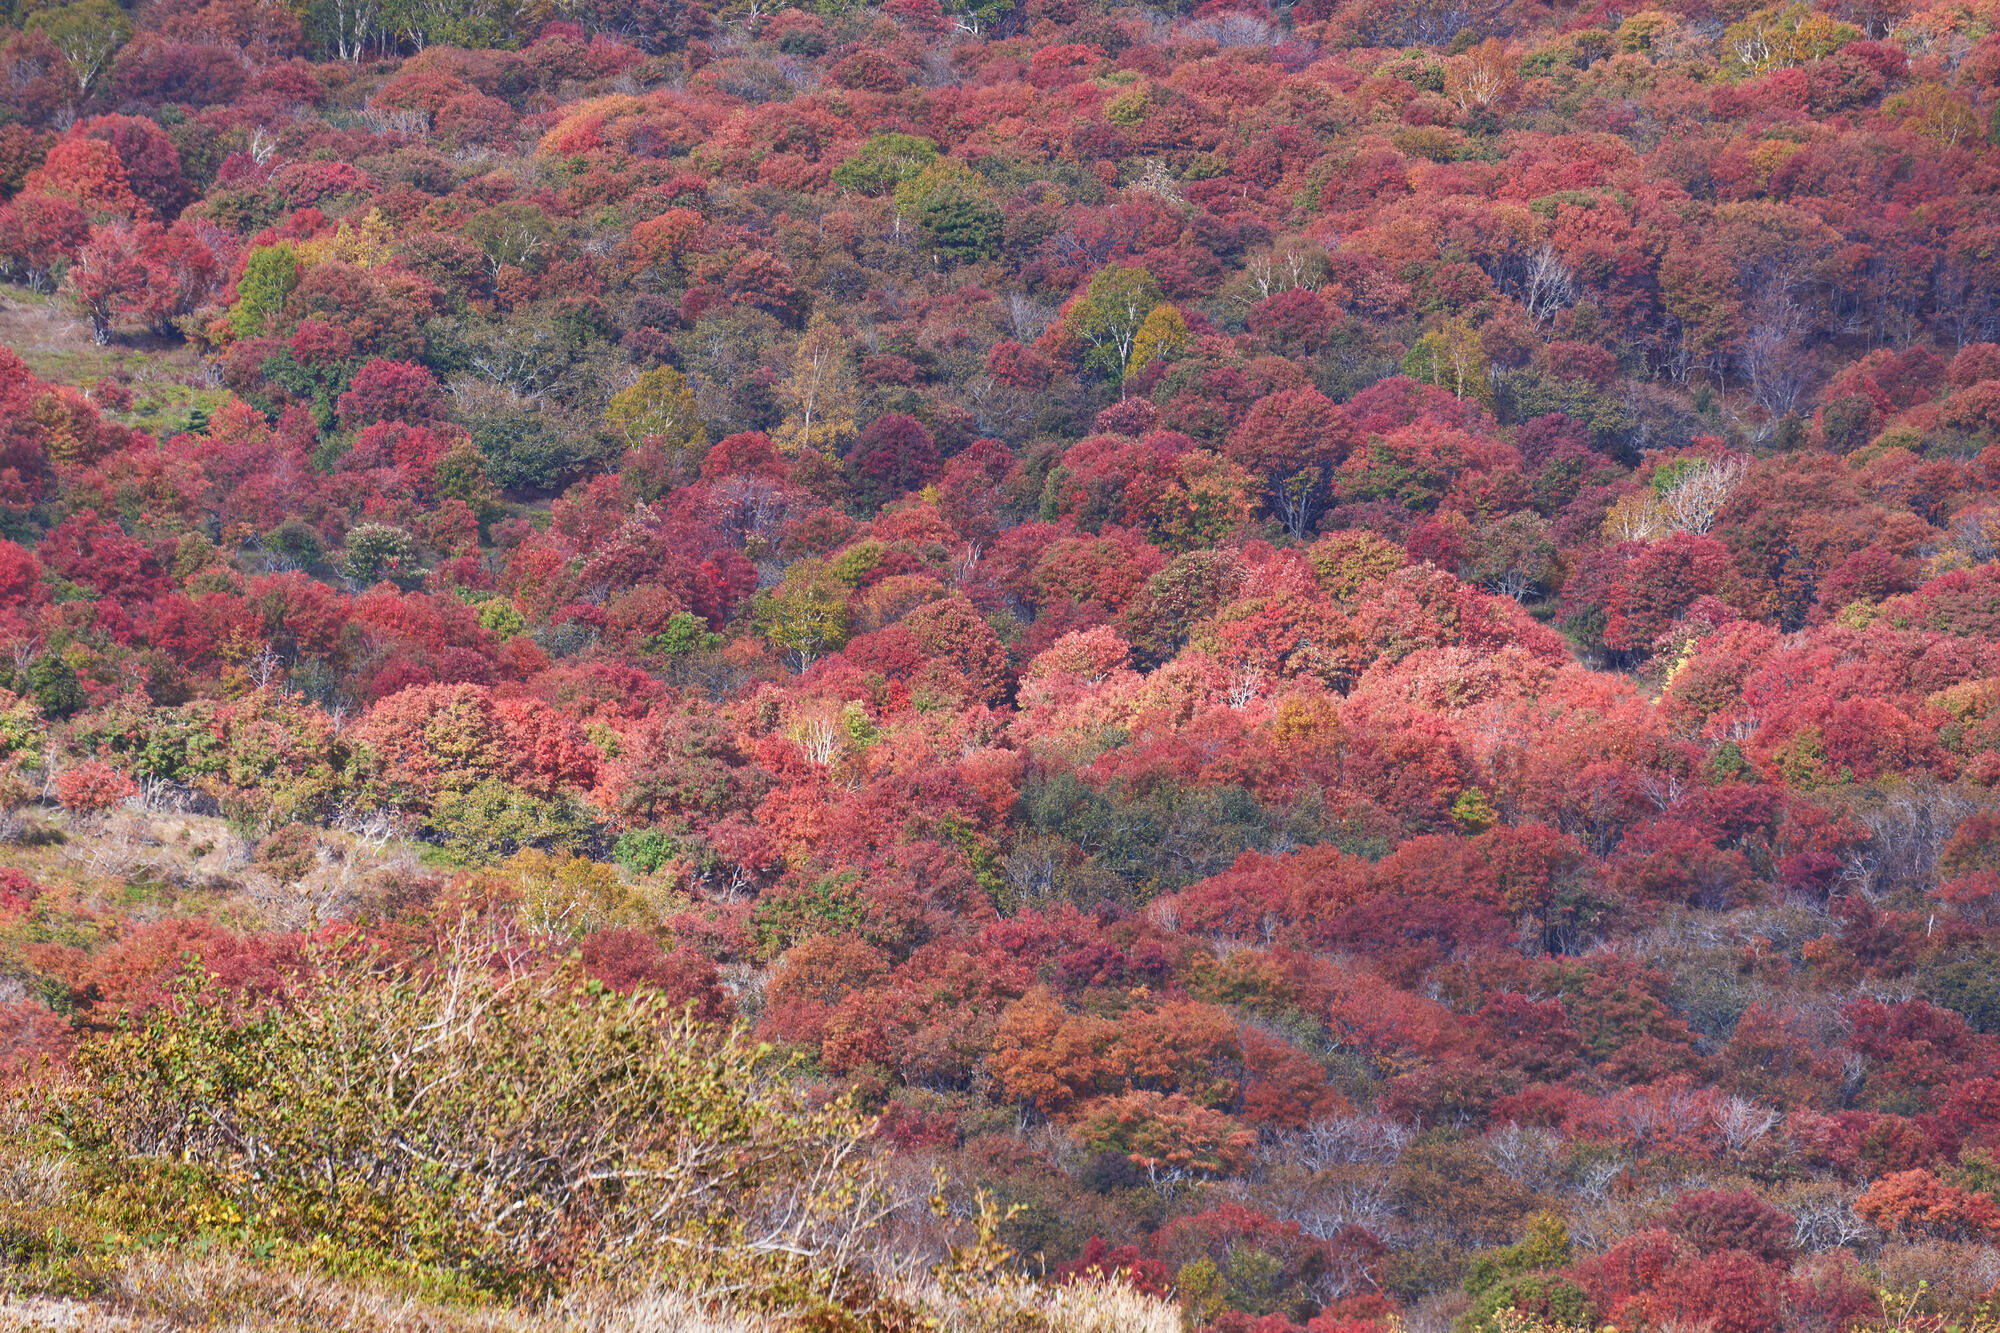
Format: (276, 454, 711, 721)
(1483, 1124, 1564, 1190)
(1521, 245, 1579, 325)
(1772, 1180, 1877, 1252)
(1276, 1114, 1415, 1170)
(1740, 306, 1814, 419)
(1006, 293, 1053, 342)
(1711, 1096, 1781, 1156)
(1658, 453, 1749, 535)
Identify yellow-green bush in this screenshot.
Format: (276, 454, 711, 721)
(57, 923, 882, 1308)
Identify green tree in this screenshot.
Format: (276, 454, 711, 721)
(830, 133, 939, 195)
(754, 559, 850, 670)
(1469, 511, 1559, 601)
(1459, 1212, 1590, 1333)
(1460, 1275, 1596, 1333)
(305, 0, 383, 61)
(775, 314, 859, 454)
(471, 414, 593, 496)
(435, 440, 502, 527)
(894, 159, 1002, 265)
(1923, 944, 2000, 1033)
(646, 610, 721, 658)
(463, 201, 556, 273)
(382, 0, 529, 52)
(1067, 265, 1164, 382)
(1106, 82, 1150, 126)
(479, 598, 526, 638)
(1720, 2, 1859, 78)
(944, 0, 1017, 35)
(1401, 317, 1491, 404)
(230, 244, 299, 339)
(340, 523, 414, 583)
(1124, 549, 1249, 667)
(613, 827, 688, 876)
(25, 0, 131, 96)
(511, 848, 680, 932)
(430, 779, 594, 865)
(25, 652, 85, 719)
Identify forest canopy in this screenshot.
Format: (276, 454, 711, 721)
(3, 0, 2000, 1325)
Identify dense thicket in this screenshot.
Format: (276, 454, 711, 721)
(5, 0, 2000, 1324)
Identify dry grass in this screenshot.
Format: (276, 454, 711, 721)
(56, 811, 253, 892)
(883, 1276, 1183, 1333)
(1869, 1239, 2000, 1303)
(102, 1252, 554, 1333)
(0, 290, 169, 379)
(0, 291, 225, 439)
(0, 1151, 71, 1211)
(36, 805, 429, 931)
(0, 1298, 128, 1329)
(595, 1290, 775, 1333)
(1011, 1279, 1183, 1333)
(0, 1254, 1181, 1333)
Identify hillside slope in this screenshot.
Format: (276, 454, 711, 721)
(5, 0, 2000, 1326)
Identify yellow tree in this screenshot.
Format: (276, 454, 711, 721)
(1126, 304, 1189, 380)
(1899, 83, 1981, 149)
(775, 314, 859, 455)
(606, 367, 707, 463)
(292, 209, 396, 270)
(1443, 39, 1516, 113)
(1401, 317, 1491, 406)
(1722, 2, 1858, 77)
